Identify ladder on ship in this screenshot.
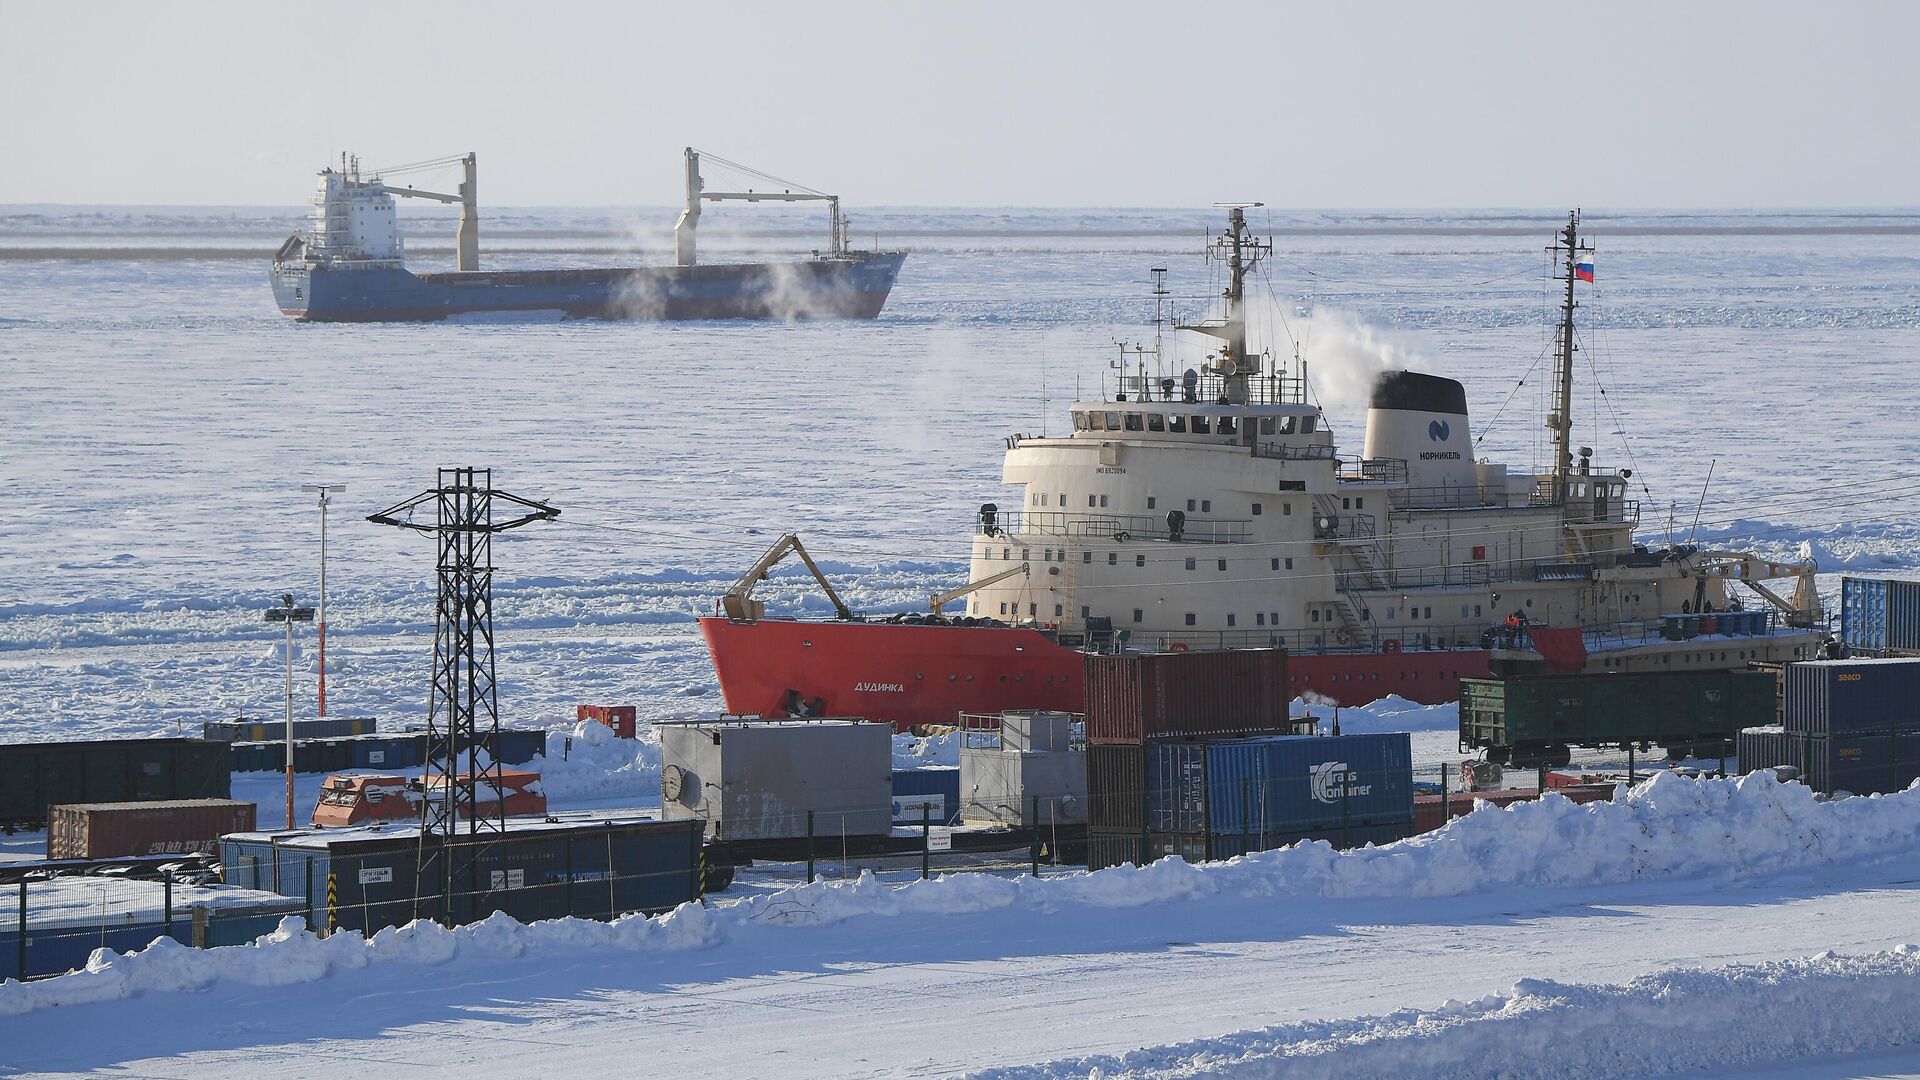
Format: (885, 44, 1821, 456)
(1313, 494, 1389, 649)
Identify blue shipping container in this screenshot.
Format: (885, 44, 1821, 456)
(1782, 658, 1920, 735)
(1148, 733, 1414, 838)
(891, 767, 961, 825)
(1842, 578, 1920, 656)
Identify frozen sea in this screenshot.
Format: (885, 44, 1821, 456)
(1, 204, 1917, 742)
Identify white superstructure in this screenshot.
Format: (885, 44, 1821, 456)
(960, 208, 1821, 673)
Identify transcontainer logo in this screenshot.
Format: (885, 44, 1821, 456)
(1309, 760, 1373, 803)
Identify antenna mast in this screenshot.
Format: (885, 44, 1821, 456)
(1548, 209, 1592, 508)
(1177, 205, 1271, 405)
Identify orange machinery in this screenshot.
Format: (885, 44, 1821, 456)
(311, 770, 548, 828)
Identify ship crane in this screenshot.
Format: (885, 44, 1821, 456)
(720, 533, 852, 621)
(373, 153, 479, 271)
(929, 563, 1031, 616)
(675, 148, 849, 267)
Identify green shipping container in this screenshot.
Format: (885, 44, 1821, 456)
(1460, 671, 1776, 759)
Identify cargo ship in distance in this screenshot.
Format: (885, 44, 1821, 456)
(271, 149, 906, 322)
(702, 207, 1825, 729)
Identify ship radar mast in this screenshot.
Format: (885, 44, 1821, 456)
(1176, 204, 1273, 405)
(1547, 209, 1593, 511)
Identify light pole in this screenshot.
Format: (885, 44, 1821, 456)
(300, 484, 346, 716)
(265, 594, 315, 829)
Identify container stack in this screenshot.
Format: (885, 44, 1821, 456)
(577, 705, 638, 739)
(1737, 657, 1920, 795)
(1082, 648, 1411, 870)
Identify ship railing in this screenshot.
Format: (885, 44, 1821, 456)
(1338, 458, 1409, 484)
(982, 510, 1252, 544)
(1252, 441, 1337, 462)
(1114, 370, 1308, 408)
(1135, 624, 1494, 655)
(1313, 512, 1377, 542)
(957, 711, 1088, 751)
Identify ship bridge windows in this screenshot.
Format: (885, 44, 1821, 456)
(1218, 416, 1237, 435)
(1301, 416, 1317, 433)
(1124, 413, 1144, 432)
(1105, 412, 1121, 429)
(1168, 416, 1187, 433)
(1073, 412, 1090, 431)
(1148, 414, 1166, 432)
(1191, 416, 1212, 434)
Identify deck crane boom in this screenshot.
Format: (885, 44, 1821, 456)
(674, 147, 848, 267)
(720, 533, 852, 622)
(929, 563, 1030, 616)
(373, 153, 479, 271)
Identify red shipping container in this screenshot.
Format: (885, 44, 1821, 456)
(1084, 649, 1290, 744)
(577, 704, 637, 739)
(47, 799, 257, 859)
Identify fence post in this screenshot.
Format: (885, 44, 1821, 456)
(1241, 779, 1251, 856)
(17, 881, 26, 982)
(1891, 725, 1899, 794)
(1628, 745, 1637, 784)
(163, 873, 174, 941)
(191, 905, 208, 949)
(695, 842, 707, 903)
(806, 811, 816, 885)
(564, 836, 575, 917)
(1440, 761, 1450, 824)
(304, 858, 314, 934)
(921, 802, 931, 880)
(1030, 796, 1041, 876)
(1341, 770, 1350, 849)
(326, 873, 338, 934)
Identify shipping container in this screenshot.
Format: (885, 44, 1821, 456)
(222, 817, 702, 934)
(0, 738, 230, 831)
(1086, 743, 1147, 830)
(1084, 648, 1290, 744)
(1782, 657, 1920, 736)
(1738, 724, 1920, 796)
(1841, 577, 1920, 657)
(658, 718, 892, 840)
(201, 717, 377, 743)
(1147, 733, 1413, 839)
(1459, 670, 1775, 761)
(47, 799, 257, 859)
(1085, 827, 1147, 871)
(998, 711, 1075, 753)
(890, 767, 961, 825)
(227, 729, 545, 774)
(577, 705, 638, 739)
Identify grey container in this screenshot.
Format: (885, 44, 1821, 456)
(658, 718, 893, 840)
(960, 746, 1088, 827)
(1782, 658, 1920, 735)
(221, 817, 701, 934)
(998, 711, 1075, 753)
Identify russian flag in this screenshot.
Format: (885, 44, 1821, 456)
(1574, 253, 1595, 283)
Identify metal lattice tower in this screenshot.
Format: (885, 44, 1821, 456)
(368, 468, 557, 918)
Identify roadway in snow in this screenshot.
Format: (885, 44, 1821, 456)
(8, 856, 1920, 1078)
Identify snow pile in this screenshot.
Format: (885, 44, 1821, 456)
(532, 719, 662, 803)
(1290, 694, 1454, 734)
(892, 729, 961, 769)
(0, 908, 723, 1017)
(971, 946, 1920, 1079)
(8, 771, 1920, 1019)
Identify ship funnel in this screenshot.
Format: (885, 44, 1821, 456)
(1362, 371, 1477, 506)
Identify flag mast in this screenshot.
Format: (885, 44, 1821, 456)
(1548, 210, 1593, 511)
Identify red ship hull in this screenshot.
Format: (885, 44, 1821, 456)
(699, 616, 1490, 731)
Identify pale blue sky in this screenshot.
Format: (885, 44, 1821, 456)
(2, 0, 1914, 207)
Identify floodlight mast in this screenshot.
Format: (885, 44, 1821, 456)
(263, 594, 315, 829)
(301, 484, 347, 716)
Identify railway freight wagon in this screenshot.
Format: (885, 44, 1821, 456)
(0, 738, 230, 831)
(1459, 670, 1776, 766)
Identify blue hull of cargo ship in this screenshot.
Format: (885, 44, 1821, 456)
(271, 251, 906, 322)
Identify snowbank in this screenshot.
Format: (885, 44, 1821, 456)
(533, 719, 662, 803)
(8, 770, 1920, 1018)
(970, 946, 1920, 1079)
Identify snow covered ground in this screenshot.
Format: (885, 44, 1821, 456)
(3, 207, 1919, 1076)
(10, 774, 1920, 1077)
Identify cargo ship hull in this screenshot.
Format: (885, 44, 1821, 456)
(698, 615, 1490, 730)
(272, 251, 906, 323)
